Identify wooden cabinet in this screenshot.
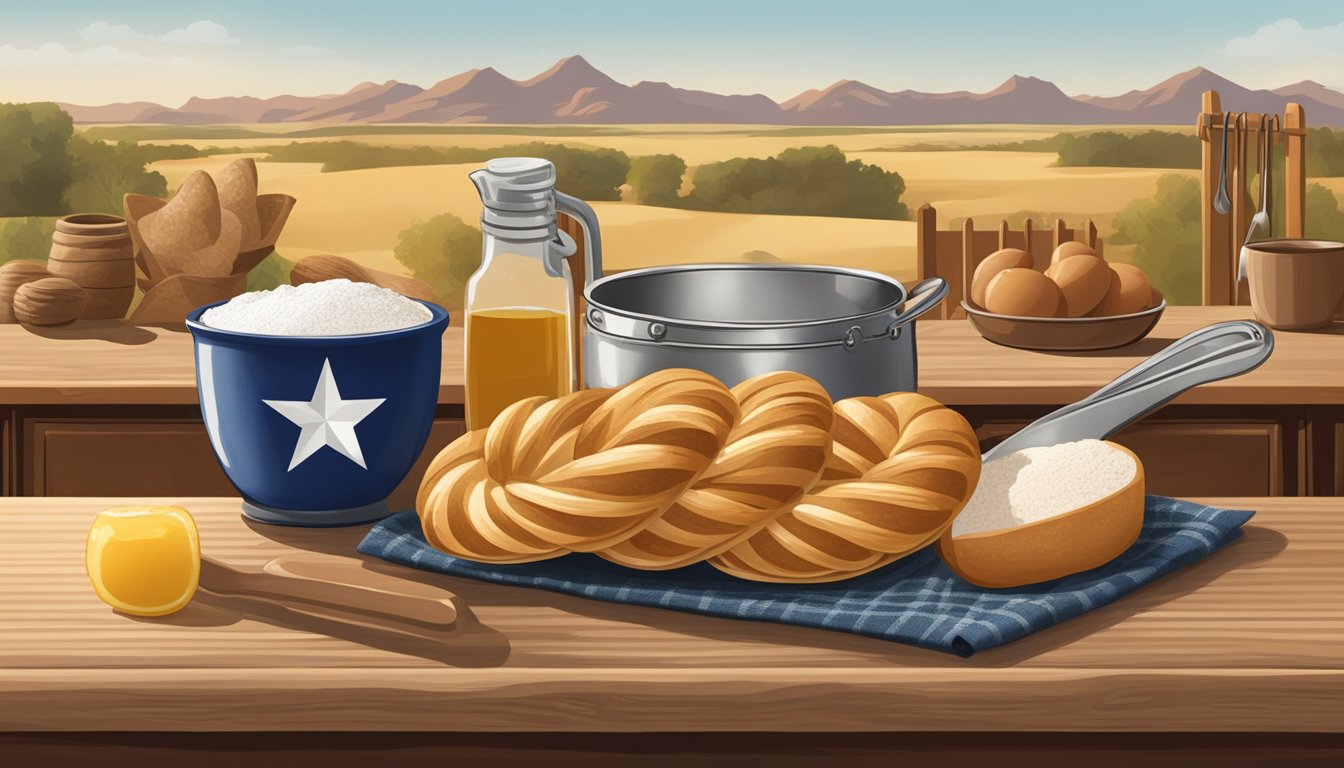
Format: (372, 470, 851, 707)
(24, 416, 234, 496)
(959, 405, 1306, 497)
(10, 405, 465, 511)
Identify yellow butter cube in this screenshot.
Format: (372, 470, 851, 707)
(86, 506, 200, 617)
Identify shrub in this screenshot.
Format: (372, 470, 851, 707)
(1305, 183, 1344, 241)
(246, 250, 294, 292)
(0, 216, 56, 265)
(393, 213, 481, 311)
(64, 137, 169, 213)
(261, 141, 631, 200)
(1111, 174, 1202, 305)
(627, 154, 686, 205)
(0, 102, 75, 216)
(1306, 127, 1344, 177)
(1055, 131, 1200, 169)
(681, 145, 907, 220)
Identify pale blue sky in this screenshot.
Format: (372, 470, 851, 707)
(2, 1, 1342, 105)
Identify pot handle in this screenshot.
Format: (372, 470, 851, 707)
(887, 277, 947, 337)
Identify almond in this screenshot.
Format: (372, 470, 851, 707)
(290, 254, 438, 303)
(0, 260, 54, 323)
(13, 277, 86, 326)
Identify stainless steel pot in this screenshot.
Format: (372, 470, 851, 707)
(583, 264, 947, 399)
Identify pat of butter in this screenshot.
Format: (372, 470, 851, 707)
(86, 506, 200, 617)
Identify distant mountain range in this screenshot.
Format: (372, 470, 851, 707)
(56, 55, 1344, 127)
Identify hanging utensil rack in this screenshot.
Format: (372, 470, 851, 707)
(1197, 89, 1307, 306)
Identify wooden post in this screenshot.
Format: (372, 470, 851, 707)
(957, 218, 975, 319)
(916, 203, 937, 283)
(1085, 220, 1099, 251)
(1022, 217, 1036, 270)
(1201, 90, 1233, 305)
(998, 220, 1010, 251)
(1285, 103, 1306, 238)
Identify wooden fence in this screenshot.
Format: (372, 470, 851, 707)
(1198, 89, 1306, 305)
(914, 203, 1103, 319)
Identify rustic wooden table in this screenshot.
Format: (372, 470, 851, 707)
(2, 495, 1342, 764)
(0, 308, 1339, 406)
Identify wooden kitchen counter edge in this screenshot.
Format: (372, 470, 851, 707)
(2, 496, 1341, 733)
(2, 307, 1342, 405)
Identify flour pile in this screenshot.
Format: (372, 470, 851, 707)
(201, 279, 432, 336)
(951, 439, 1137, 537)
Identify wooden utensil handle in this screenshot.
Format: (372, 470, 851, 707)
(202, 555, 458, 632)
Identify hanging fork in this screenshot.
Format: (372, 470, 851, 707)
(1238, 113, 1277, 296)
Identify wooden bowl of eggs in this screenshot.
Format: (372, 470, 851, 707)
(962, 242, 1165, 351)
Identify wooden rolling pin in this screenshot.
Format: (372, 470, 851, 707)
(200, 554, 462, 640)
(290, 255, 438, 304)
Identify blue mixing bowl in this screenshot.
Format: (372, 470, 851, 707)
(186, 301, 450, 526)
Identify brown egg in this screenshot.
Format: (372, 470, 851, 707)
(1050, 240, 1097, 266)
(985, 268, 1063, 317)
(1150, 287, 1163, 308)
(970, 248, 1033, 308)
(1088, 263, 1155, 316)
(1045, 254, 1111, 317)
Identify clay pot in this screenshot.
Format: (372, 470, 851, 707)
(47, 213, 134, 319)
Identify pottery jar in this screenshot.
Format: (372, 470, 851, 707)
(47, 213, 136, 320)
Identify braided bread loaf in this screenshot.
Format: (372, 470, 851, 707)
(418, 369, 982, 583)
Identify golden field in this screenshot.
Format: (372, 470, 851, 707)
(139, 125, 1195, 283)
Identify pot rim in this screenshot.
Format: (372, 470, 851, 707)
(585, 263, 907, 329)
(57, 213, 128, 232)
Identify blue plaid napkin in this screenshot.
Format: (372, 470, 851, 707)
(358, 496, 1252, 657)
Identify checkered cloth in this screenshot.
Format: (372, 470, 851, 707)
(358, 496, 1253, 656)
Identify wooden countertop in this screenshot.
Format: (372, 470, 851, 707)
(2, 495, 1341, 733)
(0, 307, 1340, 406)
(0, 321, 465, 406)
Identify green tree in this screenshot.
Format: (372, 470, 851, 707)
(1111, 174, 1202, 305)
(261, 140, 632, 200)
(1054, 130, 1199, 169)
(682, 145, 907, 220)
(0, 216, 56, 265)
(1305, 127, 1344, 177)
(1305, 183, 1344, 241)
(64, 137, 169, 213)
(393, 213, 481, 311)
(0, 102, 75, 215)
(627, 154, 686, 205)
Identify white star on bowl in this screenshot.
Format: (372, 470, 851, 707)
(263, 358, 385, 471)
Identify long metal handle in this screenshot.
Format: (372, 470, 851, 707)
(983, 321, 1274, 461)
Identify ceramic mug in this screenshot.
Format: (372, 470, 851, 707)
(1245, 239, 1344, 330)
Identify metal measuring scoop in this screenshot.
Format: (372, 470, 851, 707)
(983, 321, 1273, 461)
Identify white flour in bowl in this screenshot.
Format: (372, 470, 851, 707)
(201, 279, 432, 336)
(951, 439, 1137, 537)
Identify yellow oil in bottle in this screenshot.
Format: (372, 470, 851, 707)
(466, 307, 572, 429)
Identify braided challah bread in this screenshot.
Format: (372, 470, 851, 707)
(417, 369, 982, 583)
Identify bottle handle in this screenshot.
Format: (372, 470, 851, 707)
(554, 191, 604, 285)
(552, 192, 603, 390)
